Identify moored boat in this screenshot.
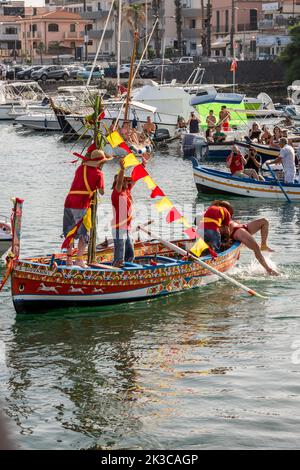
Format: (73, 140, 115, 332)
(193, 163, 300, 200)
(0, 215, 11, 257)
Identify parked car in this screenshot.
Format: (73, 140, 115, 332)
(177, 56, 194, 64)
(31, 65, 70, 81)
(119, 64, 131, 78)
(6, 66, 27, 80)
(104, 63, 117, 78)
(76, 65, 104, 80)
(16, 66, 44, 80)
(67, 65, 85, 79)
(140, 64, 179, 80)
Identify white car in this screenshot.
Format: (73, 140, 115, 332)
(119, 64, 131, 78)
(178, 57, 194, 64)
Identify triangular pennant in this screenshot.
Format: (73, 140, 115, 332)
(155, 197, 173, 213)
(184, 227, 200, 240)
(166, 206, 182, 224)
(123, 153, 140, 168)
(150, 185, 165, 198)
(143, 175, 157, 190)
(131, 164, 149, 182)
(106, 131, 124, 148)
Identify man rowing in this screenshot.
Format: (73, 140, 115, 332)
(265, 137, 296, 184)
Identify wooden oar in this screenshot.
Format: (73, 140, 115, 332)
(267, 164, 292, 203)
(138, 226, 268, 300)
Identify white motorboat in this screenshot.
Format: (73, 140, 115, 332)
(0, 216, 12, 257)
(0, 81, 47, 120)
(15, 112, 61, 131)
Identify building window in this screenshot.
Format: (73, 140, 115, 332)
(98, 2, 101, 10)
(216, 11, 220, 33)
(33, 42, 37, 49)
(88, 40, 93, 46)
(86, 23, 93, 31)
(250, 9, 258, 30)
(48, 23, 59, 32)
(190, 42, 196, 51)
(104, 41, 109, 51)
(70, 23, 76, 32)
(225, 10, 229, 32)
(189, 19, 196, 29)
(5, 27, 18, 35)
(71, 42, 76, 48)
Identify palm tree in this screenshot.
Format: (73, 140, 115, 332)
(123, 3, 146, 56)
(152, 0, 161, 58)
(174, 0, 182, 57)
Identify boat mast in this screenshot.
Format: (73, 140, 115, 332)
(117, 0, 122, 92)
(124, 31, 139, 121)
(11, 198, 24, 260)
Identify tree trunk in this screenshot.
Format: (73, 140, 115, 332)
(174, 0, 182, 57)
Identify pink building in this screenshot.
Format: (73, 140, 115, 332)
(211, 0, 262, 58)
(17, 8, 87, 60)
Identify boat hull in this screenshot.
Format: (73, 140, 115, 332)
(0, 239, 11, 257)
(15, 114, 60, 131)
(11, 242, 241, 314)
(194, 165, 300, 200)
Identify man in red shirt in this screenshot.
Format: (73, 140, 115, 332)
(197, 200, 233, 252)
(63, 149, 111, 268)
(111, 158, 136, 267)
(226, 145, 260, 180)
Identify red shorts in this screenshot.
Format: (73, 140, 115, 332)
(223, 122, 229, 131)
(231, 224, 249, 240)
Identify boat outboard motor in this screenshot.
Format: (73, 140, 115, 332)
(153, 128, 171, 143)
(182, 134, 208, 161)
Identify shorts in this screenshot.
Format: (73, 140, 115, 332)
(63, 207, 89, 244)
(204, 229, 221, 251)
(231, 224, 249, 240)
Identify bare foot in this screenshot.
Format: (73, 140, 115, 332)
(75, 259, 88, 268)
(66, 256, 73, 267)
(261, 245, 275, 252)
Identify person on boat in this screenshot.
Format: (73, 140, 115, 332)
(260, 125, 273, 145)
(219, 105, 231, 131)
(196, 200, 233, 252)
(206, 110, 217, 129)
(244, 147, 265, 181)
(226, 145, 260, 180)
(111, 158, 136, 267)
(187, 112, 201, 134)
(120, 120, 131, 140)
(272, 126, 282, 146)
(176, 116, 188, 138)
(143, 116, 156, 137)
(249, 122, 262, 142)
(213, 125, 226, 143)
(63, 149, 112, 268)
(265, 137, 296, 184)
(206, 127, 214, 143)
(225, 220, 279, 276)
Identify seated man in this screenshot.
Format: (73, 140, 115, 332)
(213, 125, 226, 143)
(143, 116, 156, 137)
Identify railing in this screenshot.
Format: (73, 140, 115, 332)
(182, 28, 202, 39)
(64, 32, 81, 39)
(237, 23, 258, 32)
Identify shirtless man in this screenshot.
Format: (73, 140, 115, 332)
(227, 219, 279, 276)
(143, 116, 156, 136)
(219, 105, 231, 131)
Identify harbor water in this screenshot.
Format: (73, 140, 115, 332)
(0, 123, 300, 449)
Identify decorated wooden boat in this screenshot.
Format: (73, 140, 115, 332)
(193, 163, 300, 200)
(7, 199, 241, 315)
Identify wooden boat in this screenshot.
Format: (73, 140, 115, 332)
(0, 215, 12, 257)
(8, 199, 241, 315)
(193, 163, 300, 200)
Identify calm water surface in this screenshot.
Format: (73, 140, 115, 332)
(0, 123, 300, 449)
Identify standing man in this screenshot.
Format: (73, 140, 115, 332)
(206, 110, 216, 129)
(219, 105, 231, 131)
(63, 150, 111, 268)
(265, 137, 296, 184)
(111, 159, 136, 267)
(187, 112, 201, 134)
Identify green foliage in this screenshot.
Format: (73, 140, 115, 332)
(164, 47, 175, 58)
(279, 24, 300, 83)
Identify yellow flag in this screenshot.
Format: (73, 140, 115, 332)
(83, 207, 92, 231)
(124, 153, 140, 168)
(190, 238, 209, 257)
(143, 175, 156, 190)
(155, 197, 173, 213)
(107, 131, 124, 148)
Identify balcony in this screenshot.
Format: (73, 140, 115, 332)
(182, 28, 202, 39)
(237, 23, 258, 32)
(0, 33, 19, 41)
(64, 32, 82, 39)
(182, 8, 202, 18)
(26, 31, 42, 39)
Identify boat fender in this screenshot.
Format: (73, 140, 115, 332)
(0, 222, 11, 234)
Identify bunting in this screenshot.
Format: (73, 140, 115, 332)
(106, 131, 140, 168)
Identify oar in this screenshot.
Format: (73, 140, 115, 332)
(267, 164, 292, 203)
(137, 226, 268, 300)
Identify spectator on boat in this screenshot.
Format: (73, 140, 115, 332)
(109, 118, 120, 133)
(63, 149, 112, 268)
(226, 145, 260, 180)
(213, 125, 226, 143)
(132, 116, 138, 130)
(265, 137, 296, 184)
(120, 120, 131, 140)
(206, 110, 217, 129)
(206, 127, 214, 143)
(111, 158, 136, 267)
(219, 105, 231, 131)
(187, 112, 201, 134)
(272, 126, 282, 146)
(260, 125, 273, 145)
(197, 200, 233, 252)
(244, 147, 265, 181)
(249, 122, 262, 142)
(143, 116, 156, 137)
(224, 219, 279, 276)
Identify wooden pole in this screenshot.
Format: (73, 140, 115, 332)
(124, 30, 139, 122)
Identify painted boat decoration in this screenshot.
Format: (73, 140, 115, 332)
(193, 163, 300, 200)
(6, 199, 241, 315)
